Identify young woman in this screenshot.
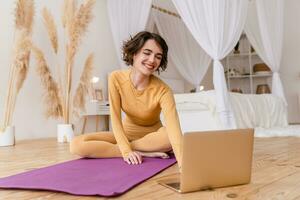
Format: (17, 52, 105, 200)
(70, 31, 182, 167)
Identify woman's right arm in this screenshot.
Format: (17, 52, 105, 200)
(108, 73, 133, 158)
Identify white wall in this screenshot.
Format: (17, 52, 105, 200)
(1, 0, 299, 141)
(0, 0, 119, 140)
(281, 0, 300, 123)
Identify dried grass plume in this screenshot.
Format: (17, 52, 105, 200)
(62, 0, 76, 30)
(73, 53, 94, 117)
(31, 46, 63, 119)
(15, 0, 35, 33)
(68, 0, 95, 58)
(32, 0, 96, 124)
(42, 8, 58, 53)
(12, 30, 31, 93)
(2, 0, 35, 129)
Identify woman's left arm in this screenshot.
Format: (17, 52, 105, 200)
(159, 88, 183, 168)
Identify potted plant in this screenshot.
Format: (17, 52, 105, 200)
(0, 0, 34, 146)
(31, 0, 95, 143)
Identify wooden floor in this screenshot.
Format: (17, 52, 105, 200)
(0, 137, 300, 200)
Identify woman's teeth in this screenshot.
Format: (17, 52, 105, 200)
(145, 64, 154, 69)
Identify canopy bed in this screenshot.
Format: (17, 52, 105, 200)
(107, 0, 288, 132)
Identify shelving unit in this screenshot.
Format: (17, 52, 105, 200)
(223, 34, 272, 94)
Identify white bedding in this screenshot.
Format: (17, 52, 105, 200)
(174, 90, 288, 130)
(175, 91, 217, 112)
(230, 93, 288, 128)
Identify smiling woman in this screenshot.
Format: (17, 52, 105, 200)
(131, 40, 163, 78)
(123, 31, 168, 73)
(70, 31, 183, 168)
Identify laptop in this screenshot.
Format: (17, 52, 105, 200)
(158, 128, 254, 193)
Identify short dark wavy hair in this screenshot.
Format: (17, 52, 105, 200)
(122, 31, 168, 72)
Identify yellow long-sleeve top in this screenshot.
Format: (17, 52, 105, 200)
(108, 68, 183, 166)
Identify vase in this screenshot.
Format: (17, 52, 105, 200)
(57, 124, 74, 143)
(256, 84, 271, 94)
(0, 126, 15, 147)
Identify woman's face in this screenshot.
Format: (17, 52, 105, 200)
(133, 39, 163, 76)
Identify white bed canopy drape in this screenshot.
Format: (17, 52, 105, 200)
(172, 0, 249, 129)
(107, 0, 152, 69)
(244, 0, 287, 105)
(152, 9, 211, 90)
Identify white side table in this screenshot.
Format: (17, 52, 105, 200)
(81, 101, 110, 134)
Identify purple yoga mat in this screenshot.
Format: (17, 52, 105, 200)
(0, 156, 176, 196)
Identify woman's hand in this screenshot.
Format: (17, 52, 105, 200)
(124, 151, 143, 165)
(139, 151, 169, 159)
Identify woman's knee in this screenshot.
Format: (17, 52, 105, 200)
(159, 139, 172, 152)
(158, 127, 172, 151)
(69, 136, 87, 156)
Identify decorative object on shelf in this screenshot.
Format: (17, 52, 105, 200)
(190, 88, 196, 93)
(0, 0, 35, 147)
(225, 68, 241, 77)
(94, 89, 104, 101)
(231, 88, 243, 93)
(199, 85, 204, 91)
(189, 85, 204, 93)
(31, 0, 96, 143)
(90, 76, 104, 102)
(253, 63, 271, 75)
(90, 76, 99, 101)
(225, 34, 269, 94)
(233, 41, 240, 54)
(242, 73, 250, 76)
(256, 84, 271, 94)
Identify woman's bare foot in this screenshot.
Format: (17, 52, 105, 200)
(137, 151, 170, 159)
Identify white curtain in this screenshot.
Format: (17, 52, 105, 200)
(152, 9, 211, 90)
(107, 0, 152, 69)
(244, 0, 287, 104)
(173, 0, 249, 128)
(146, 11, 156, 32)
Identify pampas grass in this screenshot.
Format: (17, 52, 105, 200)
(31, 46, 63, 119)
(15, 0, 27, 30)
(42, 8, 58, 54)
(64, 0, 95, 123)
(8, 32, 32, 125)
(73, 53, 94, 118)
(68, 0, 94, 58)
(15, 0, 34, 33)
(62, 0, 76, 31)
(1, 0, 34, 130)
(33, 0, 95, 124)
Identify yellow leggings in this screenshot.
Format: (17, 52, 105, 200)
(70, 127, 172, 158)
